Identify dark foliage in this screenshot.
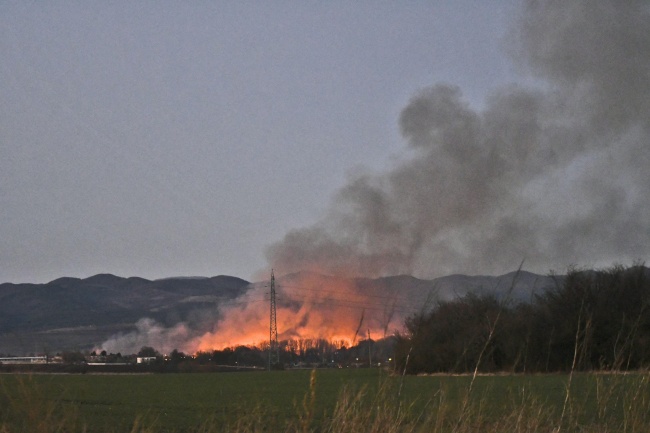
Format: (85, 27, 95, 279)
(395, 264, 650, 374)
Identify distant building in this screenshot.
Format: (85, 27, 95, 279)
(136, 356, 157, 364)
(0, 356, 48, 364)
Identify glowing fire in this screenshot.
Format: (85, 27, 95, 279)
(190, 271, 402, 351)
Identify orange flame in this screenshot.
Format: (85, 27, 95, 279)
(190, 272, 403, 352)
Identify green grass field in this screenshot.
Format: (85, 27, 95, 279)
(1, 369, 649, 432)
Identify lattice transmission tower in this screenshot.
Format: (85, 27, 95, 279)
(268, 269, 279, 370)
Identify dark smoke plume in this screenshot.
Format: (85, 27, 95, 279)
(267, 0, 650, 278)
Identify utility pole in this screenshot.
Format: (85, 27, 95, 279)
(367, 329, 372, 367)
(269, 269, 279, 370)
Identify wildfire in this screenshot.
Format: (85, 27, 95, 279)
(190, 271, 402, 352)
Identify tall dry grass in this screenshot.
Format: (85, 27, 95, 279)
(0, 375, 81, 433)
(0, 371, 649, 433)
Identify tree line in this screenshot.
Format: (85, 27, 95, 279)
(162, 336, 396, 370)
(394, 264, 650, 374)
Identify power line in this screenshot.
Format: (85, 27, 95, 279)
(275, 294, 423, 315)
(276, 284, 414, 302)
(268, 270, 279, 370)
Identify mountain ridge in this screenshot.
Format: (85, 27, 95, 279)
(0, 270, 557, 355)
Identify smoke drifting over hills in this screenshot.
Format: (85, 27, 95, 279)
(100, 318, 192, 356)
(60, 1, 650, 354)
(176, 0, 650, 353)
(266, 0, 650, 279)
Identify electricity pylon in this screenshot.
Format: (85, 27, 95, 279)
(269, 269, 279, 370)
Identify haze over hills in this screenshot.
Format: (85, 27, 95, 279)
(0, 274, 249, 356)
(0, 270, 557, 356)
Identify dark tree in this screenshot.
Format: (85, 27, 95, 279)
(395, 264, 650, 374)
(61, 351, 86, 364)
(137, 346, 160, 358)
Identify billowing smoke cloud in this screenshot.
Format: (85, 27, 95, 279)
(266, 0, 650, 279)
(98, 318, 193, 355)
(98, 1, 650, 353)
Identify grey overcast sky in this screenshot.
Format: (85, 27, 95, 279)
(2, 1, 648, 284)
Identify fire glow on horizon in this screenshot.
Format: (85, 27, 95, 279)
(96, 1, 649, 357)
(190, 272, 406, 352)
(96, 271, 421, 356)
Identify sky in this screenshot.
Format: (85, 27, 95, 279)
(2, 1, 648, 284)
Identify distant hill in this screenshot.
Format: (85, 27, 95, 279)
(0, 270, 557, 356)
(0, 274, 250, 355)
(277, 270, 557, 316)
(427, 270, 558, 303)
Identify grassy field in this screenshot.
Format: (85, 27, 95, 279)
(1, 369, 649, 432)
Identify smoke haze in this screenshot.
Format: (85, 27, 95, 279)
(99, 318, 193, 356)
(266, 0, 650, 279)
(96, 0, 649, 353)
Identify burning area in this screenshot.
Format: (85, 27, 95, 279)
(99, 0, 649, 355)
(191, 272, 416, 352)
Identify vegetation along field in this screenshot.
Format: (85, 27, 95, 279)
(1, 368, 649, 433)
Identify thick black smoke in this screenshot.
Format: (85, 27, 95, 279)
(266, 0, 650, 278)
